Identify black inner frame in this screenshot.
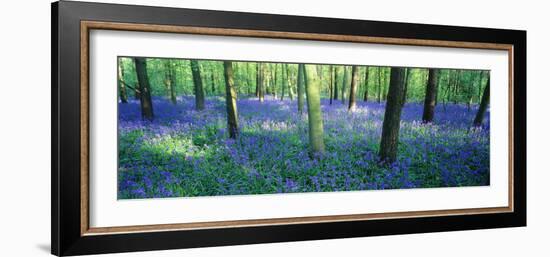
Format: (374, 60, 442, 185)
(52, 1, 526, 256)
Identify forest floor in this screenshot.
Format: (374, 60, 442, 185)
(118, 96, 490, 199)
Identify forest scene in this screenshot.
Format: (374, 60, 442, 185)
(117, 57, 491, 199)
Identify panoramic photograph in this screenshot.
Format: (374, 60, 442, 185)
(117, 57, 490, 199)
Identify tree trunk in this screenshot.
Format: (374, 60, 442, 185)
(329, 65, 334, 105)
(377, 67, 382, 103)
(473, 76, 490, 127)
(117, 58, 128, 103)
(258, 63, 265, 102)
(297, 64, 305, 114)
(133, 57, 154, 120)
(341, 66, 348, 104)
(280, 64, 285, 100)
(164, 60, 177, 105)
(190, 60, 205, 110)
(255, 63, 260, 97)
(211, 72, 216, 95)
(422, 69, 439, 123)
(363, 67, 369, 102)
(348, 66, 360, 111)
(379, 67, 407, 163)
(286, 65, 293, 100)
(304, 65, 325, 156)
(333, 67, 339, 101)
(402, 68, 410, 107)
(222, 61, 239, 139)
(478, 71, 484, 103)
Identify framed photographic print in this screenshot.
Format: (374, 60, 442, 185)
(51, 1, 526, 256)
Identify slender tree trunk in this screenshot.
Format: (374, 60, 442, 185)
(333, 67, 339, 101)
(453, 70, 462, 104)
(255, 63, 260, 97)
(363, 67, 369, 102)
(280, 64, 285, 100)
(478, 71, 484, 103)
(223, 61, 239, 139)
(377, 67, 382, 103)
(190, 60, 205, 110)
(379, 67, 407, 163)
(348, 66, 360, 111)
(473, 76, 490, 127)
(259, 63, 265, 102)
(133, 57, 154, 120)
(296, 64, 306, 114)
(164, 60, 177, 105)
(304, 64, 325, 156)
(329, 65, 334, 105)
(402, 68, 410, 107)
(211, 72, 216, 95)
(118, 58, 128, 103)
(422, 69, 439, 123)
(341, 66, 348, 104)
(286, 65, 293, 100)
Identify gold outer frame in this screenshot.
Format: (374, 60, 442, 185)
(80, 20, 514, 236)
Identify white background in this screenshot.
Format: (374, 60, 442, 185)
(90, 30, 509, 227)
(0, 0, 547, 256)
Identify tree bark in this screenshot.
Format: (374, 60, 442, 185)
(379, 67, 407, 163)
(304, 64, 325, 156)
(133, 57, 154, 120)
(190, 60, 205, 110)
(223, 61, 239, 139)
(473, 76, 490, 127)
(348, 66, 360, 111)
(117, 58, 128, 103)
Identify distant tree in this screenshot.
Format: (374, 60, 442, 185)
(341, 66, 348, 104)
(133, 57, 154, 120)
(297, 64, 305, 114)
(379, 67, 407, 163)
(285, 64, 294, 100)
(473, 75, 490, 127)
(210, 72, 216, 95)
(363, 67, 369, 102)
(377, 67, 383, 103)
(422, 69, 439, 123)
(117, 58, 128, 103)
(348, 66, 360, 111)
(329, 65, 334, 105)
(223, 61, 239, 139)
(258, 63, 265, 102)
(304, 64, 325, 156)
(280, 64, 286, 100)
(190, 60, 205, 110)
(333, 66, 339, 101)
(255, 63, 260, 98)
(402, 68, 410, 107)
(163, 60, 177, 105)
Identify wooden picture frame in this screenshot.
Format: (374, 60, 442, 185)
(52, 1, 526, 256)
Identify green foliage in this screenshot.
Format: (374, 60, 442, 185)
(118, 57, 489, 105)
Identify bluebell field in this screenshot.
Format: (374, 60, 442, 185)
(118, 96, 489, 199)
